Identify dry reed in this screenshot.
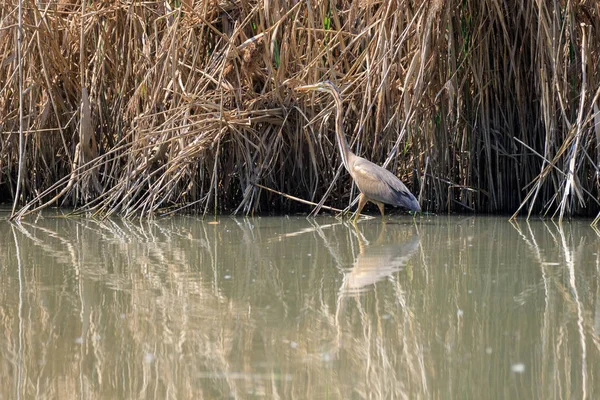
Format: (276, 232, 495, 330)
(0, 0, 599, 221)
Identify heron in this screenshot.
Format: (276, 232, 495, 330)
(295, 81, 420, 222)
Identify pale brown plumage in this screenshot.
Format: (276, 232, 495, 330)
(296, 81, 420, 221)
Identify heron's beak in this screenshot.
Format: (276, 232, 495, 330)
(295, 84, 319, 92)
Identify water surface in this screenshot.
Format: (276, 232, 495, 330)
(1, 214, 599, 398)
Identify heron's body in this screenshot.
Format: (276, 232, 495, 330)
(295, 81, 420, 221)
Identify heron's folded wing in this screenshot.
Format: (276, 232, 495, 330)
(352, 158, 419, 210)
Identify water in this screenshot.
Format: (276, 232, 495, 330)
(1, 214, 599, 399)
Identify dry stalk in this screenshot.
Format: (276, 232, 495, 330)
(0, 1, 597, 221)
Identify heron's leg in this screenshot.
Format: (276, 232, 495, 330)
(354, 193, 368, 222)
(376, 202, 385, 220)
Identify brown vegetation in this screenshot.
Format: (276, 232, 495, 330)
(0, 0, 599, 221)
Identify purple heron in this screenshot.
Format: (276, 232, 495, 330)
(296, 81, 420, 221)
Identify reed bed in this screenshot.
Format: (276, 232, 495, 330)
(0, 0, 599, 220)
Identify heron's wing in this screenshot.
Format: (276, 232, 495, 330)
(351, 157, 420, 210)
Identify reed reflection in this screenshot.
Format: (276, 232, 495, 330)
(509, 219, 600, 400)
(1, 216, 600, 399)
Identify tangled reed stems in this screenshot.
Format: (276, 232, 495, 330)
(0, 0, 599, 221)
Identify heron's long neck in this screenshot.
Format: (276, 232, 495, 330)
(333, 93, 352, 170)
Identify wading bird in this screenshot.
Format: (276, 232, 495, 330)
(295, 81, 420, 221)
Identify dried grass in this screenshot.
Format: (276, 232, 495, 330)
(0, 0, 599, 221)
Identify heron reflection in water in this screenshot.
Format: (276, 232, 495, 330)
(329, 223, 420, 359)
(295, 81, 420, 221)
(340, 224, 420, 295)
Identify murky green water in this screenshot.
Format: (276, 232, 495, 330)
(1, 214, 599, 399)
